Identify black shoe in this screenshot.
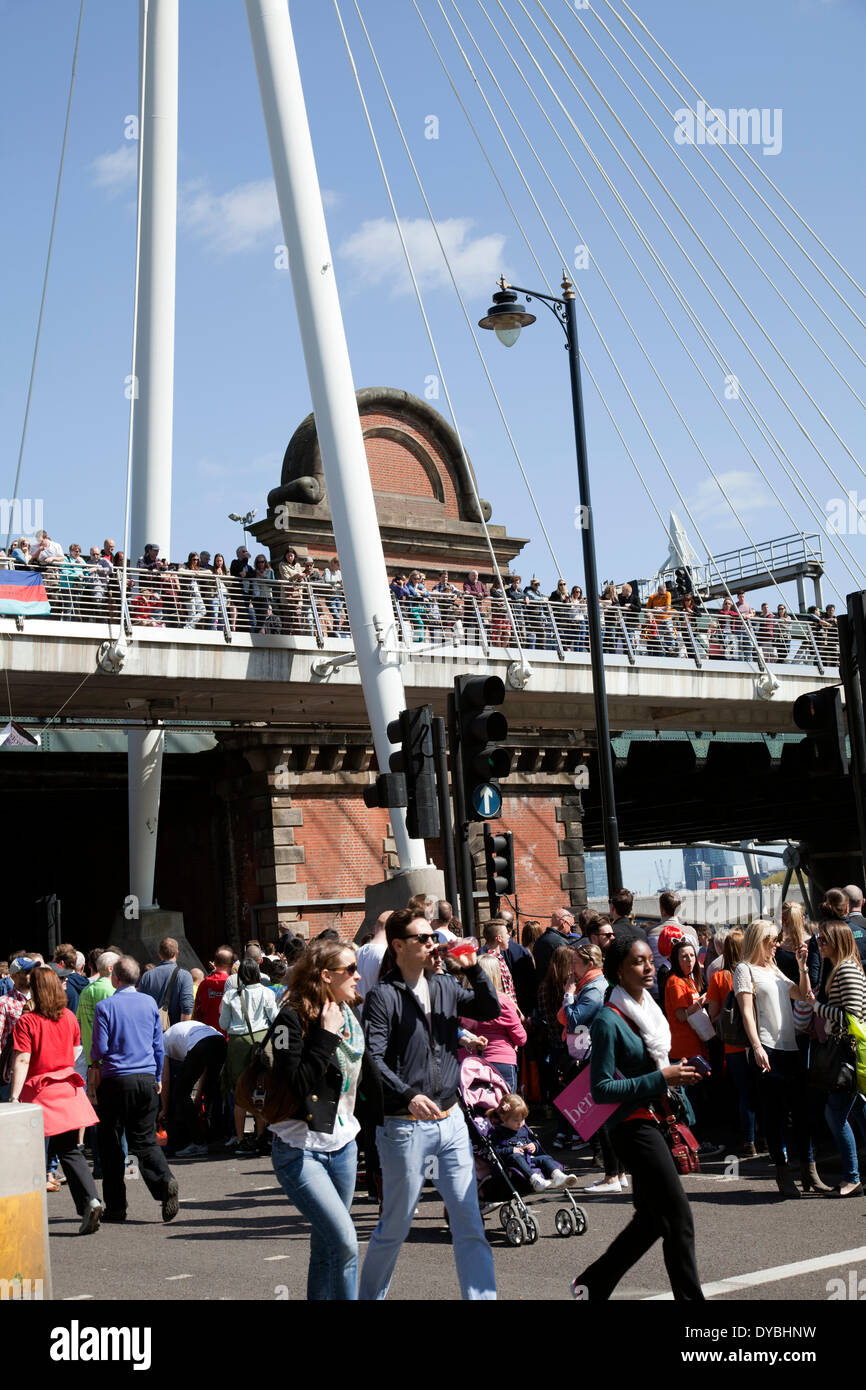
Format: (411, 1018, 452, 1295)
(161, 1178, 179, 1223)
(101, 1209, 127, 1223)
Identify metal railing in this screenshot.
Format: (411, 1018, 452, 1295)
(0, 560, 838, 672)
(650, 532, 824, 599)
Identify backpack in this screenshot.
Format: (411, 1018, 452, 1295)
(234, 1010, 299, 1124)
(716, 974, 750, 1048)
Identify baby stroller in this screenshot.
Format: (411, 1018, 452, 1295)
(458, 1056, 588, 1247)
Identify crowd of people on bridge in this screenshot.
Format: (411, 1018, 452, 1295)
(0, 531, 839, 663)
(2, 881, 865, 1300)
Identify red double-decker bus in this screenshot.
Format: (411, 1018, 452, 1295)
(708, 875, 750, 890)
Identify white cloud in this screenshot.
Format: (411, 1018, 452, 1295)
(180, 179, 339, 256)
(90, 143, 137, 195)
(338, 216, 506, 296)
(690, 469, 775, 522)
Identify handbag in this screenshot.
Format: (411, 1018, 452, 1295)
(607, 1005, 700, 1173)
(234, 1002, 299, 1125)
(848, 1014, 866, 1096)
(653, 1094, 701, 1175)
(717, 988, 749, 1047)
(808, 1034, 857, 1094)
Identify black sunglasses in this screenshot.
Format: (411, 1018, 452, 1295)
(333, 961, 359, 976)
(401, 932, 435, 945)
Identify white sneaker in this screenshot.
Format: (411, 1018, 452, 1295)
(550, 1169, 567, 1188)
(530, 1173, 551, 1192)
(583, 1177, 621, 1194)
(618, 1174, 629, 1190)
(78, 1197, 103, 1236)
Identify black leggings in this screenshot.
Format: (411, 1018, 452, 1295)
(575, 1119, 704, 1301)
(49, 1129, 100, 1215)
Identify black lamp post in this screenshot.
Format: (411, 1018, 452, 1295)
(479, 273, 623, 893)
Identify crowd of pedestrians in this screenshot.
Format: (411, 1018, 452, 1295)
(2, 883, 865, 1300)
(0, 532, 838, 663)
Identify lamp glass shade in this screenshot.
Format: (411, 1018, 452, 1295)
(494, 325, 521, 347)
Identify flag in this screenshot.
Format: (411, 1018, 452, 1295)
(0, 721, 41, 748)
(0, 570, 51, 616)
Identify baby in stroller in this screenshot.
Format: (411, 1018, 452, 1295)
(487, 1094, 579, 1192)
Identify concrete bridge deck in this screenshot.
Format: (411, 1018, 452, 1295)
(0, 616, 839, 735)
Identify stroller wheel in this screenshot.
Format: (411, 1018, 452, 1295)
(505, 1217, 523, 1247)
(499, 1204, 513, 1230)
(555, 1207, 576, 1237)
(523, 1214, 539, 1244)
(572, 1205, 588, 1236)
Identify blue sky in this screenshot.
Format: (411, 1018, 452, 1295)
(3, 0, 866, 607)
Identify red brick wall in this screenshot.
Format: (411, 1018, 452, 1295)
(361, 411, 461, 518)
(288, 789, 566, 941)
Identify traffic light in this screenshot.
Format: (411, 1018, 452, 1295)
(792, 687, 848, 776)
(454, 674, 511, 820)
(362, 772, 407, 811)
(484, 825, 515, 913)
(387, 706, 440, 840)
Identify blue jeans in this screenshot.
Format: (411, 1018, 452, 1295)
(488, 1061, 518, 1092)
(725, 1050, 756, 1144)
(271, 1136, 359, 1300)
(825, 1091, 861, 1185)
(359, 1109, 496, 1301)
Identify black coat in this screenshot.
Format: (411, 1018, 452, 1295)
(503, 940, 537, 1015)
(271, 1004, 383, 1134)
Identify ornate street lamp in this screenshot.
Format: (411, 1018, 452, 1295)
(479, 273, 623, 892)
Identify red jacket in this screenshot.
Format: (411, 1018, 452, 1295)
(193, 971, 229, 1035)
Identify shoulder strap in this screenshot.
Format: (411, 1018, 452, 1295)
(160, 963, 181, 1008)
(237, 982, 257, 1044)
(606, 1002, 641, 1037)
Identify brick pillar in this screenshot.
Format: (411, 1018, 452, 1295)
(557, 794, 587, 911)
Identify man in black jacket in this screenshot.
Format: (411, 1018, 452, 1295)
(359, 910, 499, 1300)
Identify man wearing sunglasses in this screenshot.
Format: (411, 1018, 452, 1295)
(359, 908, 500, 1301)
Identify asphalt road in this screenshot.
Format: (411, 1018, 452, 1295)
(44, 1135, 866, 1304)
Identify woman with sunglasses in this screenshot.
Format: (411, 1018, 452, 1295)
(735, 919, 813, 1198)
(269, 938, 382, 1299)
(801, 917, 866, 1196)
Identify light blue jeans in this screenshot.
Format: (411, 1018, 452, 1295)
(825, 1091, 861, 1185)
(271, 1136, 359, 1300)
(359, 1108, 496, 1301)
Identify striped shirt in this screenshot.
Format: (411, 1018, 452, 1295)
(815, 960, 866, 1035)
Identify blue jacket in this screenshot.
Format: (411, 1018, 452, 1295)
(363, 965, 499, 1113)
(563, 974, 606, 1032)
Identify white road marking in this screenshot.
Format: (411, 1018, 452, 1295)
(164, 1274, 194, 1281)
(644, 1245, 866, 1300)
(62, 1294, 95, 1301)
(263, 1255, 290, 1262)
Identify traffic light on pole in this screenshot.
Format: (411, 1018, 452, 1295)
(362, 772, 407, 811)
(454, 674, 511, 820)
(792, 687, 848, 776)
(484, 824, 515, 912)
(386, 706, 440, 840)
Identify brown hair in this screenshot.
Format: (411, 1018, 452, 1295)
(285, 938, 356, 1034)
(820, 922, 865, 994)
(577, 908, 600, 935)
(610, 888, 634, 917)
(521, 920, 544, 951)
(658, 891, 682, 919)
(29, 965, 68, 1021)
(546, 945, 577, 1008)
(722, 928, 744, 972)
(53, 943, 78, 969)
(482, 919, 509, 947)
(574, 942, 602, 970)
(820, 889, 850, 923)
(781, 901, 809, 948)
(492, 1092, 528, 1123)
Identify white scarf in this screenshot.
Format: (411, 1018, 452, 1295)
(609, 984, 671, 1070)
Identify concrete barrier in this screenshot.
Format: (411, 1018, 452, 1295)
(0, 1103, 52, 1301)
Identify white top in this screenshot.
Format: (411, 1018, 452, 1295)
(356, 939, 387, 999)
(163, 1021, 222, 1060)
(733, 962, 796, 1051)
(270, 1008, 364, 1153)
(409, 972, 431, 1018)
(219, 983, 279, 1035)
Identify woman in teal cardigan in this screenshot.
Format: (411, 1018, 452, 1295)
(571, 935, 704, 1301)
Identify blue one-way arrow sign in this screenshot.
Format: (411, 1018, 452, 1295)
(471, 782, 502, 819)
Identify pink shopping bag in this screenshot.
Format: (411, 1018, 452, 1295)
(553, 1066, 623, 1139)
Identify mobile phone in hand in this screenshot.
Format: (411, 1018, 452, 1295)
(688, 1055, 711, 1078)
